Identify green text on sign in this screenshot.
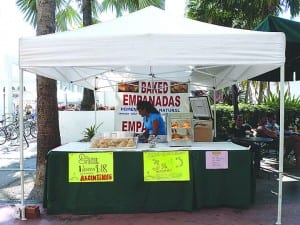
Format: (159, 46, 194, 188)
(143, 151, 190, 181)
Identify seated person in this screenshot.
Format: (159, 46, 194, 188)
(265, 113, 280, 136)
(257, 114, 300, 167)
(230, 115, 253, 140)
(256, 115, 278, 139)
(230, 115, 261, 176)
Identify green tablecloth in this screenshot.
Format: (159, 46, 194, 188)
(43, 143, 254, 214)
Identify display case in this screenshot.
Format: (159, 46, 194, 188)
(167, 113, 193, 146)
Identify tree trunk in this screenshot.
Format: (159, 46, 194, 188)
(232, 84, 239, 119)
(80, 0, 95, 111)
(29, 0, 61, 201)
(245, 80, 250, 103)
(257, 81, 265, 104)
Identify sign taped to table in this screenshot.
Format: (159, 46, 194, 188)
(143, 151, 190, 181)
(205, 151, 228, 169)
(68, 152, 114, 182)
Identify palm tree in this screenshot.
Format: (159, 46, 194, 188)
(16, 0, 81, 32)
(31, 0, 59, 201)
(80, 0, 96, 110)
(17, 0, 85, 202)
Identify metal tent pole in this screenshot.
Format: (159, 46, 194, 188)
(19, 68, 26, 220)
(275, 65, 285, 225)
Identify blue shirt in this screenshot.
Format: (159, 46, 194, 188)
(143, 113, 166, 135)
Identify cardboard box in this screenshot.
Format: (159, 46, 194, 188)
(193, 120, 213, 142)
(25, 205, 40, 219)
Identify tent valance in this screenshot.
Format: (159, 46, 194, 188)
(19, 6, 285, 90)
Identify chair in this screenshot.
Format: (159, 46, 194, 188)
(255, 130, 279, 159)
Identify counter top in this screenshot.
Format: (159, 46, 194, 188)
(51, 141, 249, 152)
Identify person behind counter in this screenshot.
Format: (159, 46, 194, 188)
(136, 101, 166, 142)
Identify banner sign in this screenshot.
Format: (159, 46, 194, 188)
(68, 152, 114, 183)
(115, 80, 190, 132)
(143, 151, 190, 181)
(205, 151, 228, 169)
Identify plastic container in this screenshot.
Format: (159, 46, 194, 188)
(148, 135, 157, 148)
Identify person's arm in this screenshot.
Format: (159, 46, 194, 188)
(257, 125, 278, 139)
(152, 119, 159, 136)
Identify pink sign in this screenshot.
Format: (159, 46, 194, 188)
(205, 151, 228, 169)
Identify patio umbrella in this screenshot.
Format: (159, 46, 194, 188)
(251, 16, 300, 81)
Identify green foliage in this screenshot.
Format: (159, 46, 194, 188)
(214, 96, 300, 135)
(186, 0, 283, 29)
(16, 0, 82, 32)
(214, 103, 269, 130)
(101, 0, 165, 17)
(263, 92, 300, 110)
(82, 122, 103, 142)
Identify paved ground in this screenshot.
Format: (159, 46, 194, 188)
(0, 140, 299, 225)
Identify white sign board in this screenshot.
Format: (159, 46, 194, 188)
(115, 80, 190, 132)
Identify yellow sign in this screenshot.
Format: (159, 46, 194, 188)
(143, 151, 190, 181)
(68, 152, 114, 183)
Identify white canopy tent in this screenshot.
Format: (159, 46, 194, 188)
(18, 6, 286, 224)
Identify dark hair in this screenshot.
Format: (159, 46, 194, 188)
(136, 101, 160, 114)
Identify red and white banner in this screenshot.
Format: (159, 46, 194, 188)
(115, 80, 190, 132)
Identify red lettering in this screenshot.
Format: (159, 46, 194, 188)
(175, 96, 180, 106)
(156, 96, 162, 106)
(100, 174, 113, 181)
(123, 94, 129, 105)
(141, 82, 146, 93)
(122, 121, 143, 132)
(169, 96, 174, 106)
(163, 82, 168, 93)
(121, 94, 182, 107)
(162, 96, 169, 106)
(140, 81, 169, 94)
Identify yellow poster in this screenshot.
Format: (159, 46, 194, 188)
(68, 152, 114, 183)
(143, 151, 190, 181)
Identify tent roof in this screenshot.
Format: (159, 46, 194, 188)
(19, 6, 286, 90)
(251, 15, 300, 81)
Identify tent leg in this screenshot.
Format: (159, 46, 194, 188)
(213, 79, 216, 138)
(275, 65, 285, 225)
(19, 68, 27, 220)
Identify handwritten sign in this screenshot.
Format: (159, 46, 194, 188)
(68, 152, 114, 183)
(205, 151, 228, 169)
(143, 151, 190, 181)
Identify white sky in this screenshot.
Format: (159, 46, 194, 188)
(0, 0, 185, 59)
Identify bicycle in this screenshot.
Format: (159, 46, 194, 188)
(0, 117, 29, 147)
(0, 117, 19, 145)
(24, 118, 37, 138)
